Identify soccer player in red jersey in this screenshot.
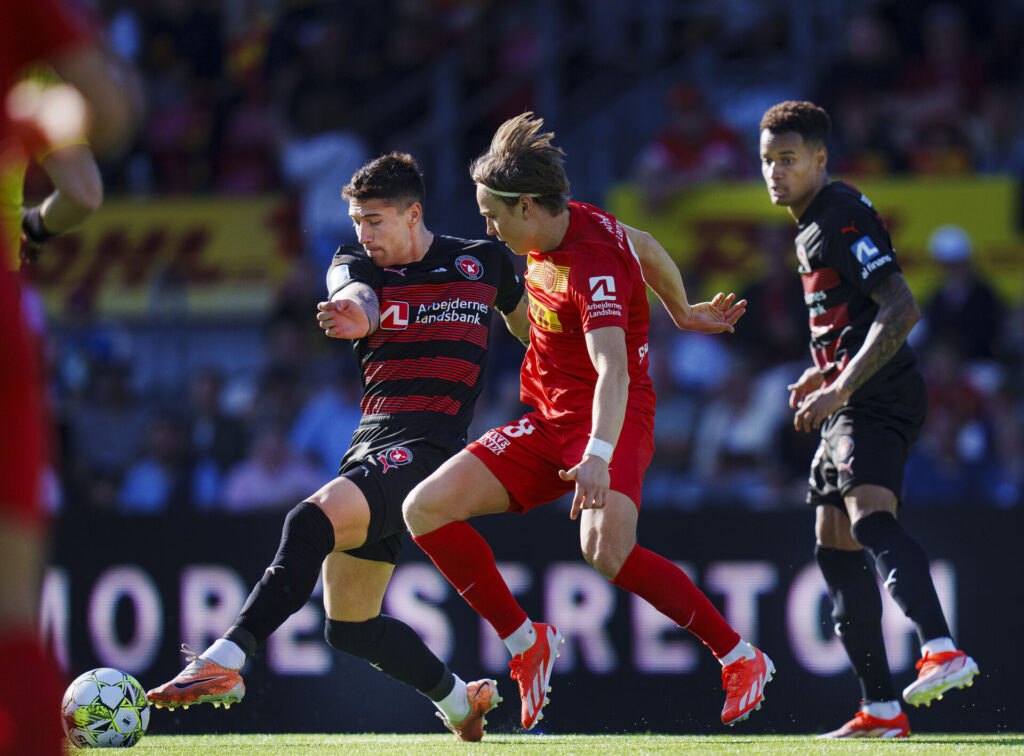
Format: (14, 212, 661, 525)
(0, 4, 136, 755)
(404, 112, 773, 731)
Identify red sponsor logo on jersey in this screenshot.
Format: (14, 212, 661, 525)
(840, 221, 858, 235)
(380, 301, 410, 330)
(377, 445, 413, 472)
(383, 266, 408, 276)
(455, 255, 484, 280)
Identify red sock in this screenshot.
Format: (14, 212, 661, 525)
(413, 522, 528, 639)
(612, 544, 740, 657)
(0, 631, 66, 756)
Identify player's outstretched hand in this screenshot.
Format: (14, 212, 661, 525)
(683, 292, 747, 334)
(559, 456, 611, 520)
(317, 300, 369, 339)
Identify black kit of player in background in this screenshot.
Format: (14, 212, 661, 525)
(797, 180, 951, 707)
(795, 181, 921, 411)
(796, 179, 928, 503)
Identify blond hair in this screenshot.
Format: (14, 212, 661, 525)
(470, 112, 570, 214)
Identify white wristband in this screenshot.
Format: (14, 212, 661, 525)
(583, 437, 614, 463)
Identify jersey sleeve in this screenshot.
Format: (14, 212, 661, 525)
(567, 244, 632, 333)
(821, 207, 902, 296)
(326, 245, 377, 298)
(9, 0, 91, 76)
(491, 243, 525, 315)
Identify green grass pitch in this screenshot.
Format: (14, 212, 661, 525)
(112, 733, 1024, 754)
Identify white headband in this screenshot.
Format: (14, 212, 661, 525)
(479, 183, 541, 198)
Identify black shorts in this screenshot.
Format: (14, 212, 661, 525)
(806, 386, 926, 509)
(337, 423, 464, 565)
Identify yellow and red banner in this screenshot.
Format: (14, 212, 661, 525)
(22, 194, 302, 319)
(607, 177, 1024, 305)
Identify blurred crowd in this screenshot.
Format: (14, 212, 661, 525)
(37, 0, 1024, 515)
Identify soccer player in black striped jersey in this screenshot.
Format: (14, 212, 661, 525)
(147, 153, 530, 742)
(759, 101, 978, 739)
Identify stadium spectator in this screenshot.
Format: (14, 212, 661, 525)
(403, 112, 769, 732)
(221, 422, 322, 512)
(186, 368, 246, 509)
(118, 411, 193, 513)
(812, 11, 902, 175)
(920, 225, 1003, 362)
(67, 361, 151, 509)
(903, 340, 991, 507)
(633, 83, 750, 208)
(734, 223, 810, 367)
(288, 360, 363, 479)
(759, 99, 978, 739)
(214, 83, 279, 193)
(147, 152, 530, 742)
(973, 85, 1024, 175)
(268, 11, 369, 269)
(889, 4, 988, 174)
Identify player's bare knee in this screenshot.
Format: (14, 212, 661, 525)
(580, 542, 625, 580)
(815, 503, 859, 549)
(402, 480, 444, 534)
(401, 487, 427, 533)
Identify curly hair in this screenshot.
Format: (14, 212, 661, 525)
(342, 152, 424, 207)
(470, 112, 570, 214)
(759, 101, 831, 146)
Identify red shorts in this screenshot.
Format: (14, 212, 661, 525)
(0, 269, 45, 524)
(468, 409, 654, 512)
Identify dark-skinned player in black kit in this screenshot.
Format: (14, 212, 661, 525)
(758, 100, 978, 739)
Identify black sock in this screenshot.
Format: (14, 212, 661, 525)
(225, 501, 336, 654)
(815, 545, 897, 702)
(325, 616, 453, 699)
(852, 511, 951, 646)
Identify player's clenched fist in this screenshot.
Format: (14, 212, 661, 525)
(317, 300, 367, 339)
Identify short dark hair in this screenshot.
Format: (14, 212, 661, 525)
(470, 112, 570, 215)
(343, 152, 425, 207)
(760, 101, 831, 146)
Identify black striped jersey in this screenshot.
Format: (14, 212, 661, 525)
(328, 234, 524, 439)
(794, 181, 918, 402)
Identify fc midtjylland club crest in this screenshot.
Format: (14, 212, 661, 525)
(455, 255, 483, 280)
(377, 446, 413, 472)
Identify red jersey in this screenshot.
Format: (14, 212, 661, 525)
(1, 1, 87, 91)
(520, 201, 655, 424)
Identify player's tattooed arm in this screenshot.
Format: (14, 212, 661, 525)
(351, 283, 381, 334)
(501, 291, 531, 347)
(836, 272, 921, 396)
(317, 281, 380, 339)
(793, 272, 920, 432)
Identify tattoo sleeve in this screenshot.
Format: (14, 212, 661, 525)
(837, 273, 921, 394)
(354, 284, 380, 335)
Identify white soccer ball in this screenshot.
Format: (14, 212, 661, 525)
(61, 667, 150, 748)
